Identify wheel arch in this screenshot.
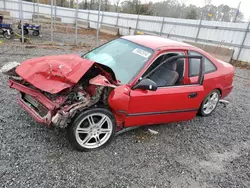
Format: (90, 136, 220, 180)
(198, 88, 220, 116)
(215, 88, 222, 97)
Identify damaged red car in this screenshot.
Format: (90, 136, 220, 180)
(1, 35, 234, 151)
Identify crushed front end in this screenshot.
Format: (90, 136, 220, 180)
(8, 78, 99, 128)
(2, 55, 118, 129)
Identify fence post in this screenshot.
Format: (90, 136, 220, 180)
(159, 17, 165, 36)
(96, 0, 102, 46)
(236, 21, 250, 61)
(135, 15, 139, 34)
(55, 1, 57, 18)
(3, 0, 6, 10)
(195, 20, 202, 42)
(33, 0, 35, 15)
(195, 12, 203, 42)
(101, 12, 104, 25)
(115, 12, 119, 27)
(19, 0, 24, 43)
(75, 0, 79, 44)
(50, 0, 54, 42)
(37, 0, 40, 25)
(54, 1, 57, 30)
(87, 10, 90, 22)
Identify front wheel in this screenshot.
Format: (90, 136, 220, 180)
(3, 32, 13, 39)
(67, 108, 116, 151)
(198, 89, 220, 116)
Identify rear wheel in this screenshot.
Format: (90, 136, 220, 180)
(67, 108, 116, 151)
(198, 89, 220, 116)
(32, 30, 39, 36)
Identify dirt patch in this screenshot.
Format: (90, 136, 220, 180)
(134, 128, 154, 143)
(53, 25, 119, 41)
(231, 59, 250, 71)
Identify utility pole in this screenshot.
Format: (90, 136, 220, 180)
(233, 1, 241, 22)
(96, 0, 101, 46)
(37, 0, 40, 25)
(75, 0, 79, 44)
(51, 0, 54, 41)
(19, 0, 24, 43)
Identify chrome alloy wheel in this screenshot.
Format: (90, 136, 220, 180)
(75, 113, 113, 149)
(203, 91, 219, 115)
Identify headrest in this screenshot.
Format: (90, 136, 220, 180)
(177, 58, 184, 65)
(164, 60, 177, 71)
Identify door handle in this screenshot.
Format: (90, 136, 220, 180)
(188, 92, 198, 98)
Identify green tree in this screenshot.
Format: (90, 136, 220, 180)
(70, 0, 74, 8)
(186, 9, 198, 19)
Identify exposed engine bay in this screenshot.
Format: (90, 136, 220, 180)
(2, 59, 118, 128)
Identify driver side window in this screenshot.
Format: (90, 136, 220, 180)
(142, 52, 185, 87)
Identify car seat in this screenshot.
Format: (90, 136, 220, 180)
(176, 59, 185, 85)
(149, 60, 179, 87)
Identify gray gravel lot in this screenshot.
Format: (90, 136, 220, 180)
(0, 44, 250, 188)
(1, 25, 115, 48)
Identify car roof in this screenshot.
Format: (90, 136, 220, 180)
(122, 35, 192, 50)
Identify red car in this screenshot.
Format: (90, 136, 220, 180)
(1, 35, 234, 151)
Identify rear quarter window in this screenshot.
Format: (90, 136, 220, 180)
(188, 51, 217, 77)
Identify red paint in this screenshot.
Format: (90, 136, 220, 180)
(86, 84, 97, 97)
(16, 54, 95, 94)
(187, 56, 234, 99)
(8, 36, 234, 131)
(17, 97, 52, 125)
(124, 85, 205, 127)
(9, 80, 59, 126)
(89, 75, 117, 88)
(94, 64, 118, 85)
(9, 80, 60, 110)
(108, 85, 131, 128)
(108, 85, 130, 113)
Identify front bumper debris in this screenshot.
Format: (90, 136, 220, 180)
(9, 80, 59, 126)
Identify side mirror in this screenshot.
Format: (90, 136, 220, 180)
(132, 78, 157, 91)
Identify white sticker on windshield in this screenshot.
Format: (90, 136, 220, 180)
(132, 48, 151, 58)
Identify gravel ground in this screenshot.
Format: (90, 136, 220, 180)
(0, 44, 250, 188)
(1, 25, 116, 48)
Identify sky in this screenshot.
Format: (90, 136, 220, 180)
(186, 0, 250, 20)
(133, 0, 250, 21)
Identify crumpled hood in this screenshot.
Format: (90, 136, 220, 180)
(16, 54, 95, 94)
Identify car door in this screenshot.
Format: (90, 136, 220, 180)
(124, 54, 206, 127)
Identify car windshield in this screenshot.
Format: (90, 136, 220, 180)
(83, 38, 154, 84)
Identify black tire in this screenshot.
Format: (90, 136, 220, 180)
(24, 29, 29, 35)
(20, 29, 28, 35)
(32, 30, 39, 36)
(3, 32, 13, 39)
(198, 89, 220, 117)
(67, 108, 116, 152)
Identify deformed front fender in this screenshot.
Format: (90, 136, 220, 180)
(108, 85, 131, 130)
